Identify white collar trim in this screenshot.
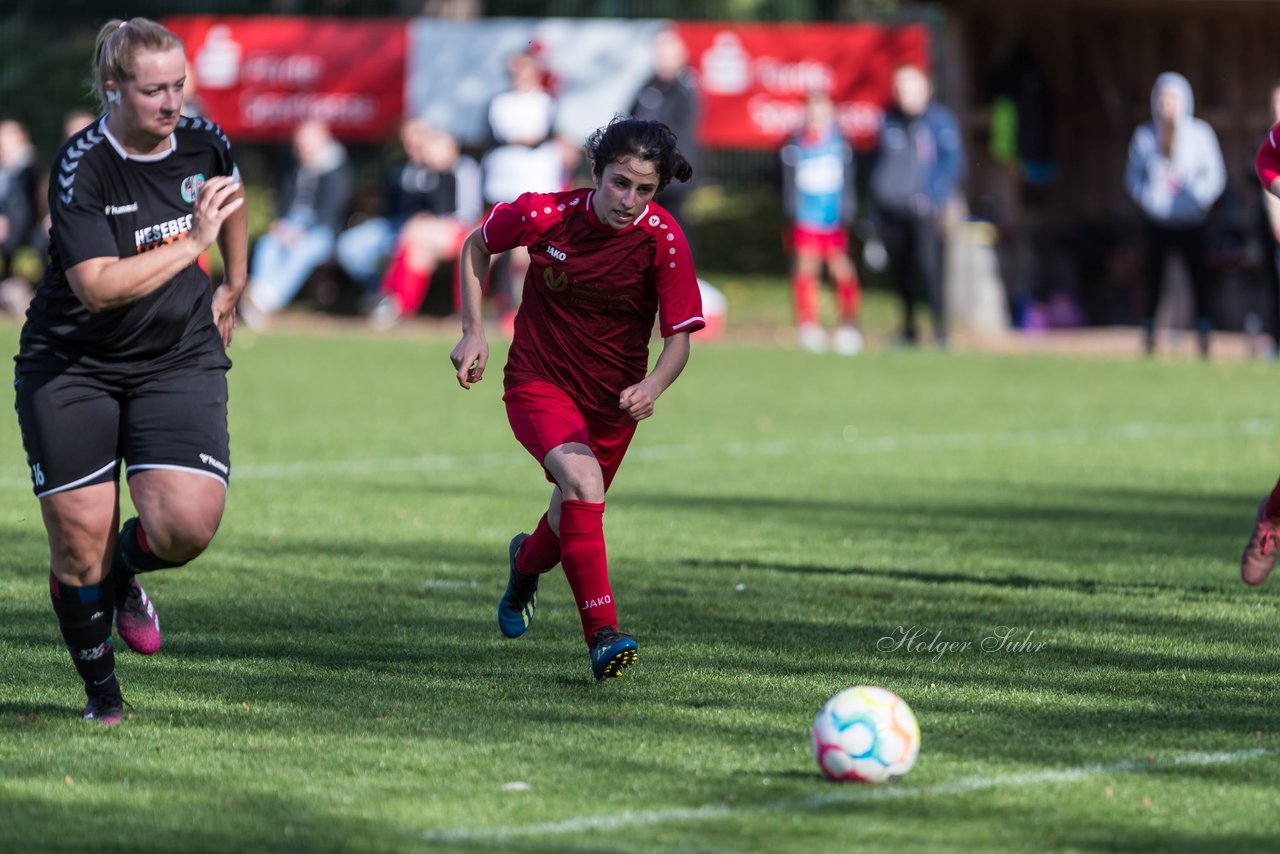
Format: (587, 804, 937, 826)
(101, 116, 176, 162)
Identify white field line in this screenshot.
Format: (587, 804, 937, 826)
(422, 748, 1271, 842)
(0, 418, 1272, 491)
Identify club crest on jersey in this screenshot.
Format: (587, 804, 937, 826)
(543, 268, 569, 292)
(181, 173, 207, 203)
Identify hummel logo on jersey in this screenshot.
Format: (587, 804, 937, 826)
(581, 595, 612, 611)
(104, 203, 139, 216)
(546, 244, 567, 261)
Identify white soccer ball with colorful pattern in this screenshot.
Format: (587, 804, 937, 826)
(812, 686, 920, 783)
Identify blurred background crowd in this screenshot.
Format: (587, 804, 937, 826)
(5, 0, 1280, 356)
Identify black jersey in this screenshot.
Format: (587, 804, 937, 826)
(19, 116, 238, 368)
(386, 157, 481, 224)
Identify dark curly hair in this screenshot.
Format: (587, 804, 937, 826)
(584, 117, 693, 194)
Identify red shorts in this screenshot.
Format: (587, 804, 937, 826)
(445, 218, 470, 256)
(792, 225, 848, 256)
(503, 380, 637, 491)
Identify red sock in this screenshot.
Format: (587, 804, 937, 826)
(1266, 478, 1280, 519)
(836, 275, 861, 324)
(558, 499, 615, 645)
(793, 273, 818, 326)
(516, 513, 560, 576)
(380, 247, 432, 317)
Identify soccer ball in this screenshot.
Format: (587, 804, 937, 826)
(811, 685, 920, 783)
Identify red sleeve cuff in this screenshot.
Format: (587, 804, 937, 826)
(1257, 131, 1280, 190)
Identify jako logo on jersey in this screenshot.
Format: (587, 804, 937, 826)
(581, 595, 612, 611)
(546, 244, 567, 262)
(199, 453, 229, 475)
(181, 173, 207, 203)
(543, 268, 569, 292)
(135, 214, 194, 253)
(104, 202, 138, 216)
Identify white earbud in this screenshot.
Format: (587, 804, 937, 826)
(106, 90, 121, 105)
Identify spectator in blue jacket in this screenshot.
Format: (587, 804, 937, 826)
(869, 64, 965, 348)
(1124, 71, 1225, 357)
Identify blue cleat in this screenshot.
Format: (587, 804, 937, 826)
(590, 626, 638, 680)
(497, 533, 538, 638)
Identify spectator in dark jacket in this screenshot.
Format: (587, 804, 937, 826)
(347, 120, 481, 328)
(629, 27, 700, 229)
(242, 119, 351, 325)
(336, 118, 481, 317)
(0, 119, 40, 282)
(869, 64, 965, 347)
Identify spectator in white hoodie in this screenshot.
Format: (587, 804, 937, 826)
(1125, 72, 1225, 357)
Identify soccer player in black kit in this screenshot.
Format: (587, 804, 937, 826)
(13, 18, 247, 723)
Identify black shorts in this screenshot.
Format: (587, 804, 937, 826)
(14, 358, 231, 498)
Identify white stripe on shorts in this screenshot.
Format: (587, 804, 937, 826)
(126, 464, 228, 489)
(35, 459, 119, 499)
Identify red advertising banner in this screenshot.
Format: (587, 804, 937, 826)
(674, 22, 930, 150)
(163, 16, 406, 143)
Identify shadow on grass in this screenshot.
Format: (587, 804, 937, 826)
(622, 483, 1254, 565)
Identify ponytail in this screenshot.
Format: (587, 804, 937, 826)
(585, 117, 693, 193)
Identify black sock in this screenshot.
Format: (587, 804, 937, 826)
(49, 572, 119, 699)
(113, 517, 187, 595)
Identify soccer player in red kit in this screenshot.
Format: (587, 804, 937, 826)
(1241, 132, 1280, 585)
(450, 118, 703, 679)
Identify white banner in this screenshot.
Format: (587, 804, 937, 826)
(407, 18, 669, 148)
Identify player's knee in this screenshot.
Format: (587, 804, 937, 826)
(142, 514, 219, 562)
(559, 469, 605, 503)
(49, 546, 107, 587)
(401, 214, 434, 244)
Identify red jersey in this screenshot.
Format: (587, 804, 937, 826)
(483, 188, 704, 424)
(1258, 125, 1280, 191)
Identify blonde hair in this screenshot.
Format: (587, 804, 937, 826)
(92, 18, 184, 111)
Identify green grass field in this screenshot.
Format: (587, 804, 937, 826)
(1, 297, 1278, 852)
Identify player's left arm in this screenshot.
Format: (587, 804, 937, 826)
(212, 183, 248, 348)
(202, 123, 248, 347)
(619, 331, 690, 422)
(621, 217, 703, 420)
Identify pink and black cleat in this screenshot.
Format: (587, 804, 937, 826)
(82, 691, 124, 725)
(115, 576, 162, 654)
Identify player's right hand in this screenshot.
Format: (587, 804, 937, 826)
(450, 332, 489, 390)
(190, 176, 244, 252)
